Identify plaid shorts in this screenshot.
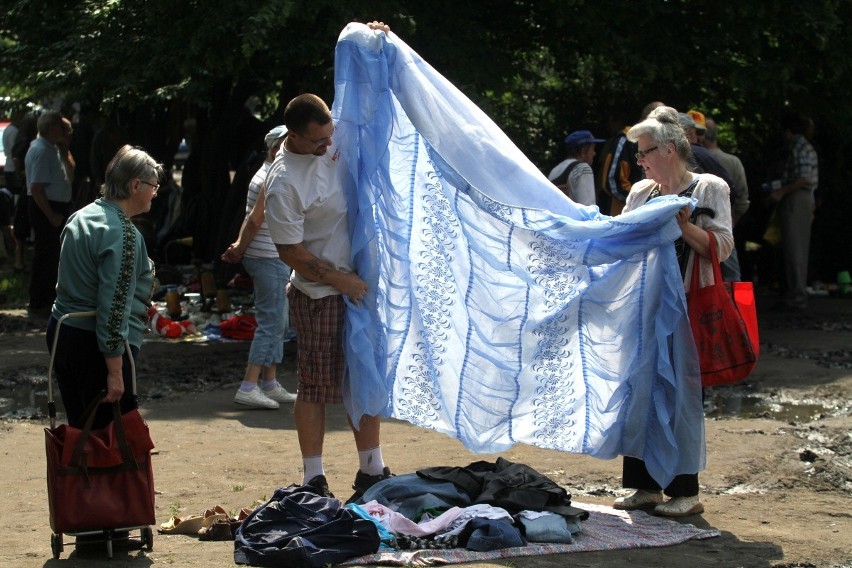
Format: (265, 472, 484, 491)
(287, 286, 345, 404)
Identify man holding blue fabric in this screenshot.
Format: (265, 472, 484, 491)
(265, 87, 392, 501)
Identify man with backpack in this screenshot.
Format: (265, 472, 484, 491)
(547, 130, 604, 206)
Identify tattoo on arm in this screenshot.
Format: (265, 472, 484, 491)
(306, 258, 331, 280)
(276, 243, 337, 282)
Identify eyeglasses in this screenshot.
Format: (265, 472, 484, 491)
(635, 146, 659, 160)
(139, 180, 159, 193)
(296, 126, 334, 147)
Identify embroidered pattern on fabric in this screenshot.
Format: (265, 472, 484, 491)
(396, 171, 458, 425)
(531, 311, 579, 446)
(528, 234, 583, 309)
(106, 210, 136, 352)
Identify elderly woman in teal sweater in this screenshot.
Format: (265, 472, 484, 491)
(47, 145, 163, 429)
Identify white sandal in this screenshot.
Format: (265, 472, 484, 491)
(613, 489, 663, 510)
(654, 495, 704, 517)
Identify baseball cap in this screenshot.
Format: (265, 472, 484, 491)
(677, 113, 697, 130)
(687, 109, 706, 132)
(564, 130, 604, 147)
(264, 125, 288, 149)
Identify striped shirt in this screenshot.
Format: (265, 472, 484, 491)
(243, 162, 279, 259)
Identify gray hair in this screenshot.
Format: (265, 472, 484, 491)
(101, 145, 165, 200)
(627, 105, 692, 162)
(36, 110, 63, 137)
(703, 118, 719, 144)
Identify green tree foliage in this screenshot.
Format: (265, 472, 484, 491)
(1, 0, 849, 273)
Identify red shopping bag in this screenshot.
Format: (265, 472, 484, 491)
(45, 400, 156, 534)
(687, 235, 759, 387)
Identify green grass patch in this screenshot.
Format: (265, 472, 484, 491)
(0, 268, 29, 309)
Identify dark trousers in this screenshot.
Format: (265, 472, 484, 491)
(12, 194, 30, 242)
(622, 456, 699, 498)
(28, 199, 69, 309)
(46, 316, 139, 430)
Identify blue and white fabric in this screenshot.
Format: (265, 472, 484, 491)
(331, 23, 705, 488)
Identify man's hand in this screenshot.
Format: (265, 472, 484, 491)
(367, 20, 390, 33)
(337, 272, 369, 306)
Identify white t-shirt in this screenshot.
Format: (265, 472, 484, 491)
(265, 146, 350, 299)
(547, 159, 596, 206)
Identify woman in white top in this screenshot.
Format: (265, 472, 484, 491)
(613, 106, 733, 517)
(221, 126, 297, 409)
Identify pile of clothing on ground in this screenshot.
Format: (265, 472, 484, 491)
(234, 458, 588, 567)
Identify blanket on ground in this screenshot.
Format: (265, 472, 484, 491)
(343, 501, 720, 566)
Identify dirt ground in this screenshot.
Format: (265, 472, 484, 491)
(0, 291, 850, 568)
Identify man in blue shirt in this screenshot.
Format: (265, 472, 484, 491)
(25, 110, 73, 315)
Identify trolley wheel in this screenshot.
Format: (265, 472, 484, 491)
(142, 527, 154, 551)
(51, 533, 63, 559)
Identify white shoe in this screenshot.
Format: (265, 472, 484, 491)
(654, 495, 704, 517)
(263, 383, 297, 403)
(234, 387, 279, 409)
(613, 489, 664, 510)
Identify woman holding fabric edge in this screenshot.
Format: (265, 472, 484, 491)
(615, 106, 733, 517)
(47, 145, 163, 430)
(221, 125, 297, 409)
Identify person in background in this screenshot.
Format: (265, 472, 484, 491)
(3, 109, 23, 194)
(10, 113, 37, 273)
(547, 129, 603, 206)
(25, 111, 73, 317)
(678, 111, 742, 281)
(1, 109, 24, 266)
(47, 145, 162, 429)
(221, 124, 298, 409)
(702, 117, 750, 226)
(597, 111, 644, 216)
(265, 64, 393, 499)
(767, 110, 818, 310)
(687, 109, 707, 146)
(615, 105, 733, 517)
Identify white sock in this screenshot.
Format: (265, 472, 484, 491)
(261, 379, 279, 391)
(302, 456, 324, 484)
(358, 446, 385, 476)
(239, 381, 257, 392)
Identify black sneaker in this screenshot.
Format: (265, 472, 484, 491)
(349, 467, 393, 501)
(305, 475, 335, 498)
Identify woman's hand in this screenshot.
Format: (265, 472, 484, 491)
(102, 369, 125, 403)
(675, 205, 691, 228)
(102, 355, 125, 403)
(221, 243, 243, 263)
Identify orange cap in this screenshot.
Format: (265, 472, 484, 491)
(687, 109, 706, 131)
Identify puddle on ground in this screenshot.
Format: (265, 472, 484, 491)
(0, 369, 67, 419)
(706, 392, 829, 422)
(0, 383, 63, 419)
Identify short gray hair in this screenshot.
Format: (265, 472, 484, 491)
(101, 145, 165, 200)
(627, 105, 692, 162)
(36, 110, 63, 137)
